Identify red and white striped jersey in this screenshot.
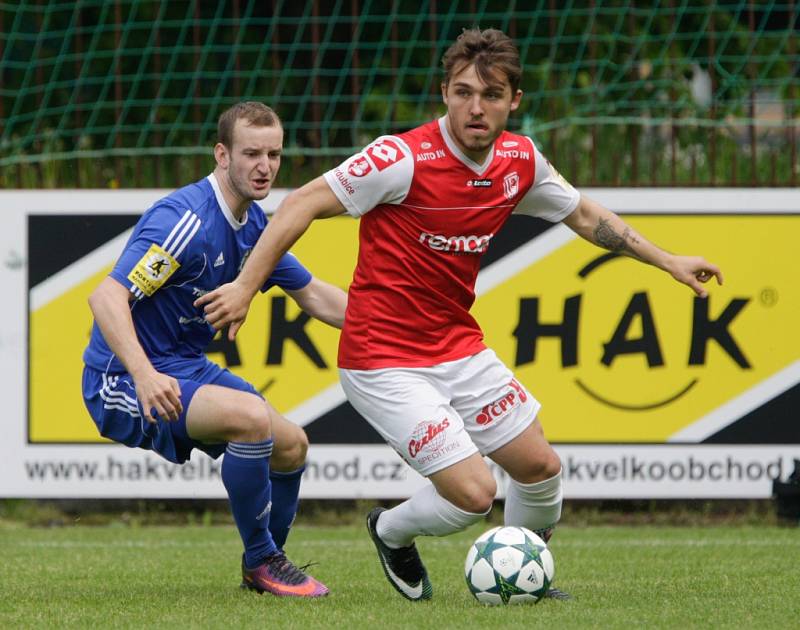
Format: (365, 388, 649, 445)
(324, 116, 580, 369)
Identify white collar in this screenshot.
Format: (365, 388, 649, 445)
(438, 116, 495, 175)
(207, 173, 248, 231)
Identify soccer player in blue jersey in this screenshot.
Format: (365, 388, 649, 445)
(82, 102, 345, 598)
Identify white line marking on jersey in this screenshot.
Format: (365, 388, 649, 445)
(162, 210, 193, 252)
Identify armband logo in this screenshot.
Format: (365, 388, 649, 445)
(367, 139, 405, 171)
(127, 243, 180, 296)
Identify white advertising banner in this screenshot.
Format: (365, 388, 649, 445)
(8, 444, 796, 500)
(2, 188, 798, 499)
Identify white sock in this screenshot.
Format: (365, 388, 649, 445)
(504, 468, 563, 534)
(376, 483, 488, 548)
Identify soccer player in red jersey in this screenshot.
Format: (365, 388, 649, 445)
(196, 30, 722, 601)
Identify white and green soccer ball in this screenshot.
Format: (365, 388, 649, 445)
(464, 526, 555, 605)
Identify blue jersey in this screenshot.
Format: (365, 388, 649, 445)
(83, 174, 312, 373)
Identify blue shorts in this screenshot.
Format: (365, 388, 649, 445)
(82, 358, 261, 464)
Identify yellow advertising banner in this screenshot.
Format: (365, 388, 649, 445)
(29, 213, 798, 445)
(29, 217, 358, 442)
(474, 215, 797, 442)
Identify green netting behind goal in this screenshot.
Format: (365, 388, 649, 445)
(0, 1, 797, 187)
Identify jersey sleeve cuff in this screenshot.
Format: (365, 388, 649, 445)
(543, 191, 581, 223)
(108, 269, 142, 299)
(323, 170, 363, 218)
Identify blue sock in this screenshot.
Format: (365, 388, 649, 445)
(222, 439, 277, 569)
(268, 465, 305, 549)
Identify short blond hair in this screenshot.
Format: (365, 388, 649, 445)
(217, 102, 281, 149)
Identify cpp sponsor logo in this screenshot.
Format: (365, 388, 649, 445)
(333, 168, 356, 195)
(347, 155, 372, 177)
(475, 378, 529, 425)
(367, 139, 405, 171)
(419, 231, 494, 254)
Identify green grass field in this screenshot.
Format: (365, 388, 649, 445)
(1, 522, 798, 628)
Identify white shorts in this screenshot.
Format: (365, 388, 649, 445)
(339, 349, 541, 477)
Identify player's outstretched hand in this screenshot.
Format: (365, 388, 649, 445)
(666, 255, 723, 298)
(194, 281, 252, 340)
(134, 369, 183, 423)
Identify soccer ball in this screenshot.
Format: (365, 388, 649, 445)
(464, 526, 555, 605)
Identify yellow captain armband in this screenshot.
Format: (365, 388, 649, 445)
(127, 243, 180, 296)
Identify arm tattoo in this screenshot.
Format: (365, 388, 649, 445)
(593, 218, 641, 258)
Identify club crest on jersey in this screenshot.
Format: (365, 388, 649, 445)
(367, 139, 404, 171)
(347, 155, 372, 177)
(503, 172, 519, 199)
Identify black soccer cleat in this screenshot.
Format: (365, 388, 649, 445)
(533, 526, 554, 543)
(366, 507, 433, 601)
(543, 586, 572, 600)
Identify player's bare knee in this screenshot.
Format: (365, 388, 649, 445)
(462, 489, 496, 514)
(513, 450, 562, 484)
(273, 426, 308, 471)
(543, 452, 562, 479)
(294, 427, 309, 462)
(536, 450, 562, 480)
(233, 397, 272, 442)
(449, 477, 496, 514)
